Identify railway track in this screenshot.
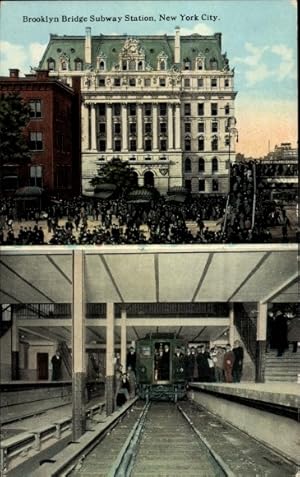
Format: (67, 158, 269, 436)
(69, 400, 297, 477)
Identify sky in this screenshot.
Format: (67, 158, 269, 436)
(0, 0, 297, 157)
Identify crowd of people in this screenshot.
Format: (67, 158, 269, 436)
(0, 161, 297, 245)
(267, 309, 300, 356)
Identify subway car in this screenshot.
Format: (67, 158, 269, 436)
(136, 333, 186, 402)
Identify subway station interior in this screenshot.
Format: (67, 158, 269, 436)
(0, 244, 299, 476)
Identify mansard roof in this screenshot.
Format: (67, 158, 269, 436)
(39, 33, 228, 71)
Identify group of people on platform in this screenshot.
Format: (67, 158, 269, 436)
(174, 341, 244, 384)
(267, 309, 300, 357)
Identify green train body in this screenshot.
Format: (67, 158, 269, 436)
(136, 333, 186, 402)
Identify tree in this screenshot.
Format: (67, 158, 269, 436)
(90, 158, 138, 198)
(0, 93, 31, 192)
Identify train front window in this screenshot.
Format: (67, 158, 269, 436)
(154, 342, 170, 382)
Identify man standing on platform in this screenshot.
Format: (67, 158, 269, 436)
(223, 344, 235, 383)
(232, 340, 244, 383)
(127, 346, 136, 373)
(51, 350, 62, 381)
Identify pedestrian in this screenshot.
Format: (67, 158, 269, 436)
(51, 350, 62, 381)
(287, 314, 300, 353)
(223, 344, 235, 383)
(232, 340, 244, 383)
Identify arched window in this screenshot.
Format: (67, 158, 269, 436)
(185, 138, 191, 151)
(198, 157, 205, 172)
(138, 61, 143, 71)
(47, 58, 55, 71)
(212, 157, 218, 173)
(185, 158, 191, 172)
(184, 58, 191, 70)
(144, 170, 154, 187)
(197, 60, 203, 70)
(211, 136, 218, 152)
(129, 60, 136, 71)
(99, 60, 105, 71)
(160, 60, 166, 70)
(74, 58, 83, 71)
(210, 58, 218, 69)
(198, 136, 204, 151)
(61, 61, 67, 71)
(212, 179, 219, 191)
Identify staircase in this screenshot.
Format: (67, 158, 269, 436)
(265, 349, 300, 382)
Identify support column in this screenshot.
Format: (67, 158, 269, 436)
(81, 103, 89, 151)
(11, 313, 19, 380)
(152, 103, 158, 151)
(256, 302, 267, 383)
(228, 303, 235, 347)
(174, 103, 181, 150)
(120, 307, 127, 371)
(72, 250, 86, 441)
(121, 104, 128, 151)
(137, 104, 143, 151)
(90, 103, 97, 151)
(167, 103, 174, 150)
(106, 103, 113, 152)
(106, 302, 115, 415)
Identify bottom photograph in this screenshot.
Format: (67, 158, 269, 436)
(0, 244, 299, 477)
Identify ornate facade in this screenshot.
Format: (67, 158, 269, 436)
(39, 27, 237, 195)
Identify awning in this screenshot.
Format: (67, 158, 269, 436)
(93, 190, 115, 199)
(165, 194, 186, 203)
(14, 186, 44, 197)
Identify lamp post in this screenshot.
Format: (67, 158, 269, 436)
(226, 116, 239, 192)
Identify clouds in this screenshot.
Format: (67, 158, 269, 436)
(0, 41, 46, 76)
(233, 41, 296, 86)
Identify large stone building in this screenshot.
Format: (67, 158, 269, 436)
(39, 27, 237, 195)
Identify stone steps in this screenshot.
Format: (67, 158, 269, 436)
(265, 351, 300, 382)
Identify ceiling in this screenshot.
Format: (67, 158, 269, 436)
(1, 244, 298, 344)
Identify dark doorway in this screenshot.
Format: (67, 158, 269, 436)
(37, 353, 48, 380)
(144, 171, 154, 187)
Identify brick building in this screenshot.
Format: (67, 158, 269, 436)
(0, 69, 81, 197)
(39, 27, 238, 195)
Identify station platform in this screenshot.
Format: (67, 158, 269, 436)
(189, 381, 300, 465)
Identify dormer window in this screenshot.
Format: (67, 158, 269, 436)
(160, 60, 166, 70)
(184, 58, 191, 70)
(122, 60, 127, 71)
(129, 60, 136, 71)
(47, 58, 55, 71)
(138, 61, 143, 71)
(99, 60, 105, 71)
(61, 61, 67, 71)
(74, 58, 83, 71)
(210, 58, 218, 69)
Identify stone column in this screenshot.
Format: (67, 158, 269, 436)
(174, 103, 181, 150)
(11, 313, 19, 380)
(90, 103, 97, 151)
(106, 302, 115, 415)
(228, 303, 235, 347)
(152, 103, 158, 151)
(72, 250, 86, 441)
(81, 103, 89, 151)
(106, 103, 113, 152)
(121, 104, 128, 151)
(120, 307, 127, 371)
(137, 103, 143, 151)
(256, 302, 267, 383)
(167, 103, 174, 150)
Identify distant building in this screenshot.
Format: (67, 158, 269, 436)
(39, 27, 237, 195)
(266, 143, 298, 162)
(0, 69, 81, 197)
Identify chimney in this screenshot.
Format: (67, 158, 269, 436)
(36, 69, 49, 80)
(85, 27, 92, 65)
(174, 27, 180, 64)
(9, 69, 19, 78)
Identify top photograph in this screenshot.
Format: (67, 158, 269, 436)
(0, 0, 298, 245)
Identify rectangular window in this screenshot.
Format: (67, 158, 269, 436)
(56, 133, 64, 151)
(144, 103, 152, 116)
(185, 123, 191, 133)
(145, 139, 152, 151)
(184, 103, 191, 116)
(114, 123, 121, 134)
(212, 179, 219, 191)
(160, 139, 167, 151)
(99, 123, 106, 134)
(145, 123, 152, 134)
(159, 78, 166, 87)
(160, 122, 167, 134)
(225, 79, 229, 87)
(30, 165, 42, 187)
(198, 78, 204, 88)
(114, 78, 121, 86)
(184, 78, 190, 87)
(211, 78, 217, 87)
(198, 103, 204, 116)
(159, 103, 167, 116)
(99, 104, 106, 116)
(29, 132, 43, 150)
(99, 140, 106, 151)
(211, 103, 218, 116)
(198, 138, 204, 151)
(75, 61, 82, 71)
(199, 179, 205, 192)
(29, 100, 41, 118)
(115, 139, 121, 151)
(130, 139, 136, 151)
(130, 123, 136, 134)
(198, 122, 205, 133)
(185, 139, 191, 151)
(129, 104, 136, 116)
(211, 122, 218, 133)
(113, 104, 121, 116)
(144, 78, 151, 87)
(129, 78, 136, 86)
(98, 77, 105, 87)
